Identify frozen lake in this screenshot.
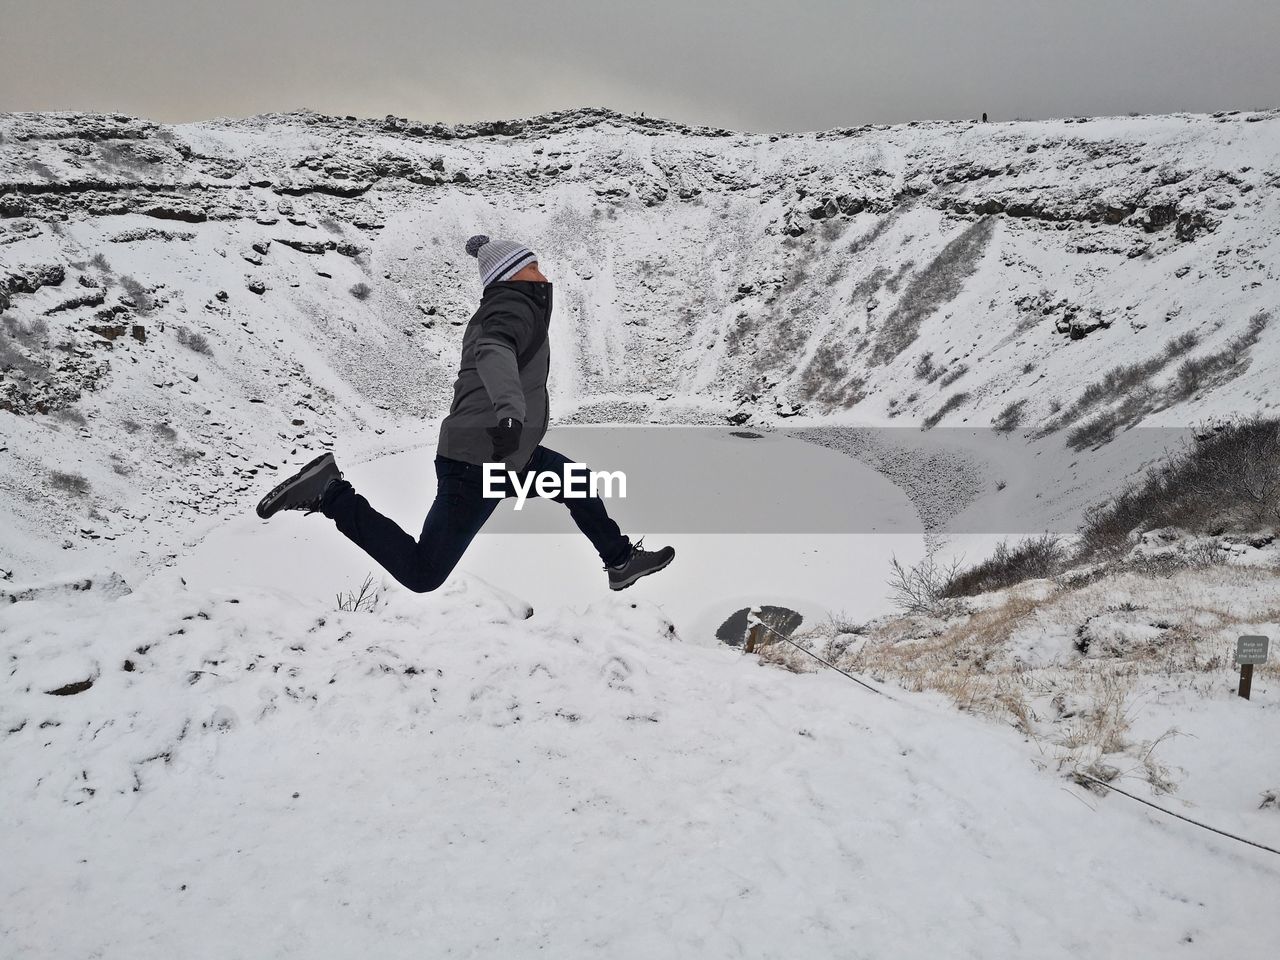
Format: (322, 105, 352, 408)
(175, 427, 929, 644)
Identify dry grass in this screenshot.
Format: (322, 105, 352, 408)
(887, 552, 965, 616)
(1056, 315, 1268, 450)
(758, 565, 1280, 791)
(1081, 415, 1280, 557)
(922, 391, 970, 429)
(798, 341, 868, 411)
(118, 275, 155, 314)
(914, 352, 940, 382)
(175, 326, 213, 355)
(336, 574, 381, 613)
(943, 534, 1067, 597)
(49, 470, 92, 497)
(992, 400, 1025, 433)
(871, 217, 996, 364)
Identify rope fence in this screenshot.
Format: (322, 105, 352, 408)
(743, 609, 1280, 859)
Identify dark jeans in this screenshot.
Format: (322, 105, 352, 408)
(321, 445, 631, 593)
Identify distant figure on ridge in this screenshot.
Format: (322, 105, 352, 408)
(255, 236, 675, 594)
(982, 112, 989, 122)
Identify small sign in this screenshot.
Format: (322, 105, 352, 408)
(1237, 636, 1270, 666)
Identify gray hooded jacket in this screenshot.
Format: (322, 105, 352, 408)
(436, 281, 552, 472)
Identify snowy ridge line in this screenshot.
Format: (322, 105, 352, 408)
(1074, 773, 1280, 858)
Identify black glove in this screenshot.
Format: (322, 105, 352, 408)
(486, 417, 522, 460)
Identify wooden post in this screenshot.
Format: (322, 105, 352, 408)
(1238, 663, 1254, 701)
(745, 607, 765, 654)
(1236, 635, 1269, 700)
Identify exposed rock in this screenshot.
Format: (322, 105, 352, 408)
(781, 213, 807, 237)
(6, 263, 65, 294)
(140, 199, 207, 223)
(45, 676, 95, 696)
(1101, 202, 1137, 224)
(44, 290, 106, 314)
(0, 195, 33, 217)
(1138, 204, 1178, 232)
(1059, 307, 1110, 340)
(276, 238, 336, 255)
(247, 279, 266, 295)
(95, 304, 131, 322)
(89, 324, 127, 341)
(1175, 210, 1216, 241)
(1017, 291, 1113, 341)
(807, 194, 865, 219)
(110, 226, 196, 243)
(0, 219, 43, 245)
(809, 198, 840, 220)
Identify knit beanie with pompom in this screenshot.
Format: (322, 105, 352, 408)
(465, 234, 537, 286)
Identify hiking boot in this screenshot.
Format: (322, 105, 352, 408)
(256, 453, 343, 519)
(606, 538, 675, 591)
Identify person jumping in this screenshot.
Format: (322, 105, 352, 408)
(255, 234, 675, 593)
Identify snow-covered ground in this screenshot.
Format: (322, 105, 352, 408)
(4, 106, 1280, 956)
(3, 571, 1278, 958)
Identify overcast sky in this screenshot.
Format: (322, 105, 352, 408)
(2, 0, 1278, 132)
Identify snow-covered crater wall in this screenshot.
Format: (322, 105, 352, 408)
(4, 106, 1279, 415)
(1, 106, 1278, 575)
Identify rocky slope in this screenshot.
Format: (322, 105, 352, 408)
(2, 106, 1279, 578)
